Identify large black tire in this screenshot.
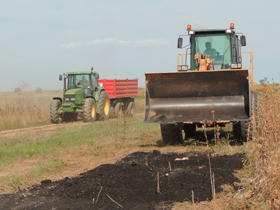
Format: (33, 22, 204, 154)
(50, 100, 62, 124)
(126, 102, 134, 117)
(114, 102, 123, 118)
(233, 91, 259, 141)
(98, 91, 110, 121)
(160, 123, 183, 145)
(183, 124, 196, 139)
(83, 98, 97, 122)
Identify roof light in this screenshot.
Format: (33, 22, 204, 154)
(188, 30, 195, 35)
(91, 67, 94, 70)
(187, 25, 191, 30)
(230, 23, 234, 29)
(226, 29, 232, 33)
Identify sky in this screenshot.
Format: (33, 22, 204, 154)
(1, 0, 280, 92)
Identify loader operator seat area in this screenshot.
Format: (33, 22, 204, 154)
(204, 42, 217, 58)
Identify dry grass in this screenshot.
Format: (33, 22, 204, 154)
(225, 83, 280, 209)
(0, 91, 62, 131)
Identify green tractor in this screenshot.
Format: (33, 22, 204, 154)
(50, 68, 110, 123)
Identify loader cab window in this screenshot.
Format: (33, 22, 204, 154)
(190, 33, 232, 70)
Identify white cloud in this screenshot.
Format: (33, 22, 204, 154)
(60, 38, 169, 49)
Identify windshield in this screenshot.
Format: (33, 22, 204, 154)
(191, 33, 231, 70)
(68, 74, 91, 89)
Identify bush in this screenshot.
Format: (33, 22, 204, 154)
(35, 87, 43, 94)
(14, 87, 22, 94)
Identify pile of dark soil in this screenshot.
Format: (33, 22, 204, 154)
(0, 151, 244, 210)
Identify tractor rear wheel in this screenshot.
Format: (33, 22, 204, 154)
(160, 123, 183, 145)
(98, 91, 110, 121)
(50, 99, 62, 124)
(114, 102, 123, 118)
(83, 98, 97, 122)
(126, 102, 134, 116)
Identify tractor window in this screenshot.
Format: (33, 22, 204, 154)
(67, 75, 91, 89)
(91, 74, 97, 89)
(191, 33, 232, 70)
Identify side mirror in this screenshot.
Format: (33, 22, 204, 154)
(240, 35, 246, 46)
(59, 75, 62, 81)
(95, 73, 99, 80)
(177, 38, 183, 48)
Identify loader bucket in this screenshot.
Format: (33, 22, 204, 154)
(144, 70, 250, 123)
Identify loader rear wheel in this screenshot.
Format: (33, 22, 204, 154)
(160, 123, 183, 145)
(83, 98, 97, 122)
(50, 99, 62, 124)
(233, 91, 259, 141)
(126, 102, 134, 117)
(115, 102, 123, 118)
(183, 124, 196, 139)
(98, 91, 110, 121)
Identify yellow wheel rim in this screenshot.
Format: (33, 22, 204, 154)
(58, 105, 62, 119)
(104, 98, 109, 115)
(91, 104, 95, 118)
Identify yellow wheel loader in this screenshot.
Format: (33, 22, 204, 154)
(144, 23, 258, 145)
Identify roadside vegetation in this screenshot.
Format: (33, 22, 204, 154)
(1, 85, 280, 209)
(0, 91, 62, 131)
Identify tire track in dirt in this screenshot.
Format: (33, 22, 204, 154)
(0, 113, 144, 138)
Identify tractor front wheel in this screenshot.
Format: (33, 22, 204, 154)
(83, 98, 97, 122)
(98, 91, 110, 121)
(50, 100, 62, 124)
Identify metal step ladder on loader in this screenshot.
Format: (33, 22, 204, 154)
(144, 23, 258, 145)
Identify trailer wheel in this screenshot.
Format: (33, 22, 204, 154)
(50, 99, 62, 124)
(109, 106, 114, 118)
(98, 91, 110, 121)
(83, 98, 97, 122)
(160, 123, 183, 145)
(114, 102, 123, 118)
(233, 91, 259, 141)
(126, 102, 134, 117)
(183, 124, 196, 139)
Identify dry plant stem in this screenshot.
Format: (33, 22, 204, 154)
(167, 160, 172, 171)
(106, 194, 123, 208)
(192, 190, 194, 203)
(95, 186, 103, 203)
(157, 172, 161, 194)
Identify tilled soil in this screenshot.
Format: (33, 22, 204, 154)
(0, 151, 245, 210)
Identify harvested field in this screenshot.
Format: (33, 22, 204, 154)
(0, 150, 244, 210)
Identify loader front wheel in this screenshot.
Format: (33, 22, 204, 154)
(50, 99, 62, 124)
(160, 123, 183, 145)
(98, 91, 110, 121)
(83, 98, 97, 122)
(183, 124, 196, 139)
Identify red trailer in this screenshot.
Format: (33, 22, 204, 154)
(98, 79, 138, 118)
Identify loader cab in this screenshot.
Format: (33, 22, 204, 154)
(189, 30, 243, 70)
(178, 24, 246, 71)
